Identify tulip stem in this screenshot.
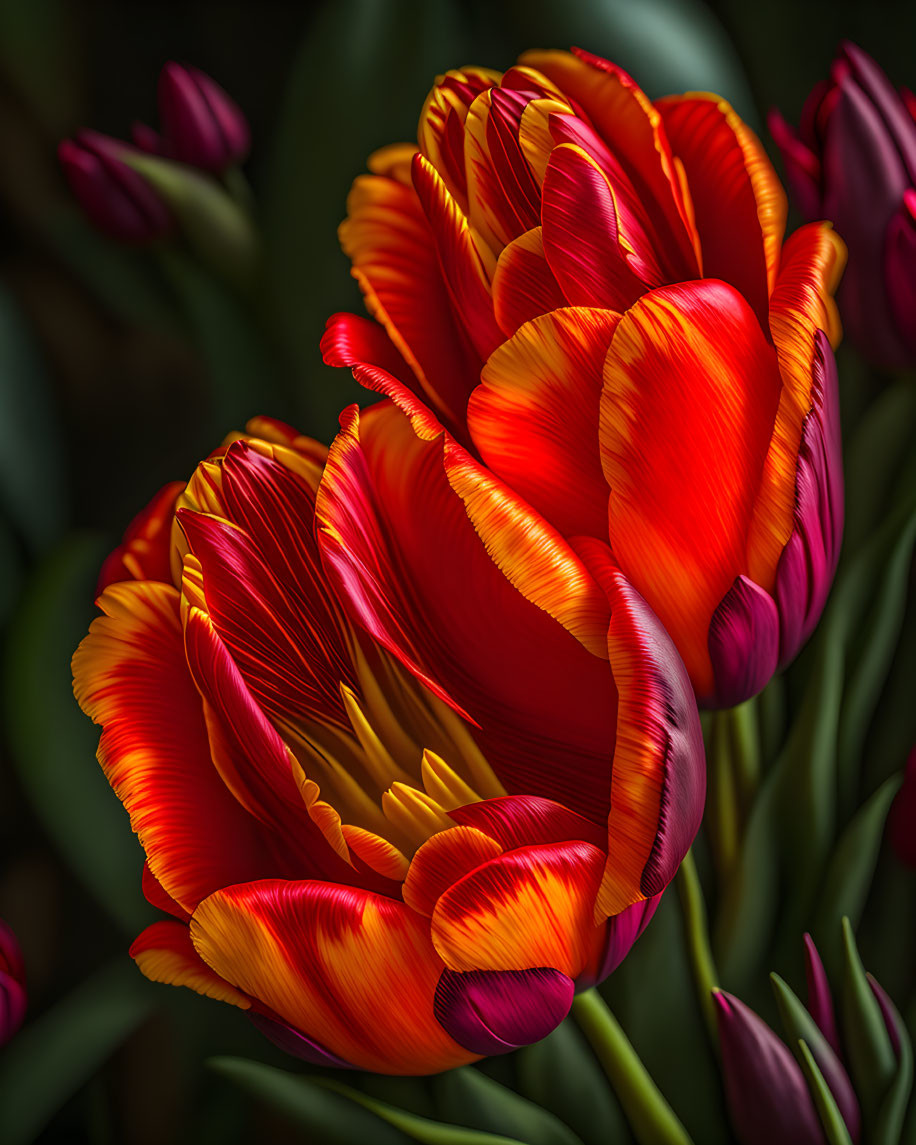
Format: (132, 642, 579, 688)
(571, 989, 694, 1145)
(675, 850, 720, 1048)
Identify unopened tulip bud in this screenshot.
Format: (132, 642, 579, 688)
(770, 42, 916, 367)
(714, 990, 825, 1145)
(0, 919, 26, 1048)
(158, 62, 250, 172)
(58, 130, 172, 244)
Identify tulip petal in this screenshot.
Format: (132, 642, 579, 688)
(658, 95, 787, 324)
(0, 971, 27, 1045)
(130, 920, 249, 1008)
(715, 991, 824, 1145)
(573, 541, 705, 915)
(708, 576, 780, 709)
(315, 396, 619, 828)
(340, 172, 483, 432)
(774, 332, 843, 665)
(768, 108, 824, 222)
(491, 226, 566, 336)
(885, 190, 916, 357)
(429, 841, 606, 975)
(521, 49, 699, 271)
(590, 893, 662, 984)
(449, 794, 607, 852)
(403, 826, 504, 916)
(98, 481, 183, 593)
(190, 879, 472, 1074)
(411, 152, 504, 363)
(434, 967, 574, 1055)
(469, 306, 617, 539)
(747, 224, 844, 588)
(73, 581, 286, 913)
(600, 279, 781, 698)
(418, 67, 501, 211)
(541, 143, 650, 311)
(142, 862, 190, 921)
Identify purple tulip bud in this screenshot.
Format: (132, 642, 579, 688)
(770, 42, 916, 368)
(0, 920, 26, 1048)
(131, 121, 167, 156)
(58, 129, 173, 244)
(867, 974, 905, 1059)
(803, 933, 842, 1056)
(157, 63, 250, 172)
(714, 991, 826, 1145)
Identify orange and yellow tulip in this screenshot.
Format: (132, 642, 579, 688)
(73, 413, 704, 1074)
(330, 47, 847, 707)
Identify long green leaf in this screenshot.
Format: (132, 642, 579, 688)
(796, 1041, 855, 1145)
(4, 533, 149, 933)
(433, 1068, 583, 1145)
(0, 960, 155, 1145)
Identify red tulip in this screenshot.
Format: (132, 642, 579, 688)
(329, 47, 845, 707)
(73, 414, 704, 1074)
(770, 42, 916, 367)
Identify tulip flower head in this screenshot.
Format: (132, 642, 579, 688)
(58, 130, 172, 244)
(73, 415, 704, 1074)
(770, 42, 916, 368)
(327, 47, 846, 708)
(152, 63, 250, 172)
(0, 920, 26, 1048)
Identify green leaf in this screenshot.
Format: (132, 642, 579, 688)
(209, 1058, 530, 1145)
(840, 919, 898, 1135)
(0, 960, 155, 1145)
(4, 533, 148, 933)
(836, 500, 916, 804)
(770, 974, 846, 1096)
(870, 981, 913, 1145)
(262, 0, 473, 438)
(433, 1066, 584, 1145)
(675, 851, 719, 1045)
(796, 1041, 855, 1145)
(0, 285, 66, 552)
(813, 775, 902, 953)
(517, 1019, 633, 1145)
(496, 0, 758, 119)
(843, 380, 916, 555)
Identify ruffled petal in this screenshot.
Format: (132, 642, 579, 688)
(658, 94, 788, 324)
(491, 226, 566, 336)
(418, 67, 501, 212)
(449, 794, 607, 851)
(600, 280, 781, 698)
(403, 825, 504, 916)
(339, 172, 483, 431)
(469, 306, 616, 539)
(98, 481, 184, 593)
(573, 542, 705, 915)
(130, 920, 250, 1007)
(190, 879, 471, 1074)
(72, 581, 285, 913)
(429, 841, 607, 975)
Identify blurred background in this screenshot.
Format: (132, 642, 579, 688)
(0, 1, 913, 1142)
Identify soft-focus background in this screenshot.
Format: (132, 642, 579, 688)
(0, 1, 913, 1142)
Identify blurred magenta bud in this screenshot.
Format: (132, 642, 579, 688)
(58, 130, 172, 244)
(803, 932, 842, 1055)
(888, 747, 916, 868)
(714, 990, 826, 1145)
(0, 919, 26, 1047)
(157, 62, 250, 172)
(770, 42, 916, 368)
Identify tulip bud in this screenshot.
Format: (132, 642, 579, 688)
(714, 990, 826, 1145)
(58, 130, 173, 244)
(158, 62, 250, 172)
(770, 42, 916, 368)
(0, 919, 26, 1048)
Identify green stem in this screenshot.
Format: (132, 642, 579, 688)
(708, 714, 739, 882)
(676, 850, 720, 1048)
(728, 697, 761, 813)
(571, 989, 694, 1145)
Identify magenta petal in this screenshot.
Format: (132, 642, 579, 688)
(708, 575, 780, 708)
(867, 974, 905, 1059)
(768, 108, 824, 220)
(434, 967, 574, 1056)
(775, 331, 843, 667)
(715, 992, 824, 1145)
(589, 893, 662, 985)
(840, 42, 916, 182)
(159, 62, 250, 172)
(803, 934, 842, 1056)
(248, 1012, 353, 1069)
(0, 970, 26, 1047)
